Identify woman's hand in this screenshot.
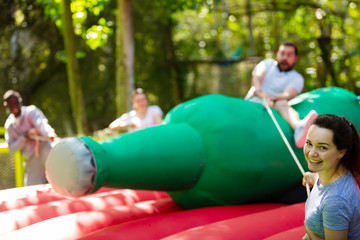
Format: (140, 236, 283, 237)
(302, 172, 318, 189)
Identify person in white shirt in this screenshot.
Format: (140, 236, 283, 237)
(246, 42, 317, 148)
(3, 90, 58, 186)
(109, 88, 163, 132)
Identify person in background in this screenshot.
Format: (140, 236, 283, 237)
(245, 41, 317, 148)
(109, 88, 163, 132)
(302, 114, 360, 239)
(3, 90, 58, 186)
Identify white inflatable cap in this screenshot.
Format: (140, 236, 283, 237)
(45, 137, 96, 198)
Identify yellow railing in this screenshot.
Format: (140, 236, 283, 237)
(0, 142, 25, 188)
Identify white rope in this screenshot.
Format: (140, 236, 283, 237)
(28, 135, 52, 142)
(28, 135, 56, 157)
(263, 98, 310, 197)
(244, 86, 256, 100)
(28, 135, 50, 157)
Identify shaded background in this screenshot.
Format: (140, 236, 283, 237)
(0, 0, 359, 137)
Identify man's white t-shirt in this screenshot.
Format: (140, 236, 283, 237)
(249, 58, 304, 103)
(5, 105, 56, 158)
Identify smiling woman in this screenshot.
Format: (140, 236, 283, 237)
(302, 114, 360, 240)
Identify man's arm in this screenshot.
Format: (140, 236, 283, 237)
(270, 86, 299, 101)
(29, 107, 57, 139)
(5, 127, 26, 152)
(251, 69, 273, 99)
(251, 68, 265, 90)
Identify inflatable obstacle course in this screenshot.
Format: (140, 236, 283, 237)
(46, 87, 360, 209)
(4, 87, 360, 238)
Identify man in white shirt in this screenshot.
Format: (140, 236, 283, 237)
(246, 42, 317, 148)
(3, 90, 58, 186)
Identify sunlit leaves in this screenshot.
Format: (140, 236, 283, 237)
(14, 9, 25, 27)
(36, 0, 62, 27)
(85, 22, 113, 50)
(36, 0, 111, 49)
(285, 6, 319, 40)
(348, 2, 359, 18)
(20, 0, 360, 94)
(154, 0, 208, 23)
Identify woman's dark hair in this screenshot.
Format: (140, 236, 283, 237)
(312, 114, 360, 180)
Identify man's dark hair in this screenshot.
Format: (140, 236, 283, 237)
(3, 90, 22, 107)
(3, 90, 21, 101)
(280, 42, 298, 56)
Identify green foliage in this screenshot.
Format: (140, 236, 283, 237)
(84, 20, 113, 50)
(2, 0, 360, 136)
(154, 0, 207, 22)
(37, 0, 112, 50)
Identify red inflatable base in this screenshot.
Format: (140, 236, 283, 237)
(80, 203, 285, 239)
(265, 226, 305, 239)
(0, 185, 307, 239)
(162, 202, 305, 240)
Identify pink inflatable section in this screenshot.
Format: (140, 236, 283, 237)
(0, 184, 306, 239)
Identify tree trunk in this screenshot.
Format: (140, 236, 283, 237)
(215, 0, 232, 95)
(61, 0, 87, 135)
(116, 0, 134, 116)
(337, 1, 357, 93)
(317, 23, 338, 86)
(271, 0, 280, 50)
(164, 19, 182, 104)
(245, 0, 256, 56)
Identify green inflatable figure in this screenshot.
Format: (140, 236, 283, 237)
(46, 87, 360, 209)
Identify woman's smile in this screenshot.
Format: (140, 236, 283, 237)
(308, 158, 323, 167)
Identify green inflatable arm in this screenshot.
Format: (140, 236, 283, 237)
(46, 87, 360, 209)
